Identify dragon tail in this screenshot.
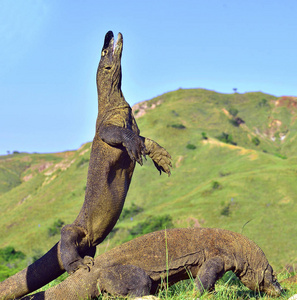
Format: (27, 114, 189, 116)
(0, 242, 64, 300)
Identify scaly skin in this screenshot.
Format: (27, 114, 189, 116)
(0, 31, 171, 300)
(20, 228, 283, 299)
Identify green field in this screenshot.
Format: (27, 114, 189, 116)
(1, 88, 296, 298)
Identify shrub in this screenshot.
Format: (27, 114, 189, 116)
(77, 157, 89, 168)
(0, 246, 25, 262)
(216, 132, 237, 145)
(221, 204, 231, 216)
(229, 119, 240, 127)
(31, 249, 44, 263)
(252, 137, 260, 146)
(219, 171, 231, 177)
(107, 227, 119, 239)
(170, 124, 186, 129)
(171, 110, 179, 117)
(201, 132, 208, 140)
(186, 144, 196, 150)
(0, 247, 26, 281)
(258, 98, 270, 108)
(228, 107, 238, 117)
(120, 203, 143, 220)
(275, 153, 287, 159)
(0, 265, 17, 281)
(128, 215, 174, 239)
(48, 219, 65, 237)
(211, 181, 221, 190)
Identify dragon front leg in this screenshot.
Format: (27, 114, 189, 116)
(60, 224, 96, 274)
(141, 137, 172, 176)
(195, 256, 225, 294)
(99, 264, 152, 297)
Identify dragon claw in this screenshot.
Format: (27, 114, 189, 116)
(67, 256, 94, 274)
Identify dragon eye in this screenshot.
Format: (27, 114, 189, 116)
(102, 49, 108, 57)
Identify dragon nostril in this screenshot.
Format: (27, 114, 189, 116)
(105, 67, 111, 70)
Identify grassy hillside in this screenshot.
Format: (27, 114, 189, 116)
(0, 88, 296, 284)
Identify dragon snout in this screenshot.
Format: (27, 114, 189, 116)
(266, 280, 283, 297)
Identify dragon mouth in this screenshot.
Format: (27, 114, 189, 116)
(103, 31, 123, 57)
(103, 31, 114, 50)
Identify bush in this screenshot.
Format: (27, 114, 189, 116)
(186, 144, 196, 150)
(0, 247, 26, 281)
(77, 157, 89, 168)
(201, 132, 208, 140)
(171, 110, 179, 117)
(211, 181, 221, 190)
(252, 137, 260, 146)
(120, 203, 143, 220)
(48, 219, 65, 237)
(0, 246, 25, 262)
(216, 132, 237, 145)
(221, 204, 231, 216)
(128, 215, 174, 239)
(31, 249, 44, 263)
(107, 227, 119, 239)
(258, 98, 270, 108)
(228, 107, 238, 117)
(0, 264, 17, 281)
(275, 153, 287, 159)
(169, 124, 186, 129)
(229, 119, 240, 127)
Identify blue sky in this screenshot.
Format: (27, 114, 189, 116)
(1, 0, 296, 155)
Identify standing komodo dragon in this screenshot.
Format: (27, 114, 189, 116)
(0, 31, 171, 300)
(20, 228, 283, 299)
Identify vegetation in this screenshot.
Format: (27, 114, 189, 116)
(201, 132, 208, 140)
(0, 246, 26, 281)
(169, 123, 186, 129)
(186, 143, 197, 150)
(252, 136, 261, 146)
(47, 219, 65, 237)
(0, 246, 25, 262)
(228, 107, 239, 117)
(211, 181, 221, 190)
(37, 269, 296, 299)
(229, 118, 240, 127)
(126, 214, 174, 241)
(120, 203, 143, 220)
(216, 132, 237, 145)
(1, 88, 297, 296)
(258, 98, 270, 108)
(77, 157, 89, 168)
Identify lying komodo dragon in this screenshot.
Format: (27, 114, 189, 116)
(20, 227, 283, 299)
(0, 31, 171, 300)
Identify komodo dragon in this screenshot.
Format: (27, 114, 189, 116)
(20, 228, 283, 299)
(0, 31, 171, 300)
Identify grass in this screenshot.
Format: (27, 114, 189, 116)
(31, 267, 297, 299)
(87, 271, 297, 299)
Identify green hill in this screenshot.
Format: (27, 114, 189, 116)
(1, 88, 297, 279)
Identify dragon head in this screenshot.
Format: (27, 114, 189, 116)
(259, 264, 283, 296)
(96, 31, 123, 97)
(240, 263, 283, 296)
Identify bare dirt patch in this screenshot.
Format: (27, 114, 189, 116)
(132, 100, 162, 118)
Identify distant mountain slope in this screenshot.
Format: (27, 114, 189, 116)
(0, 152, 75, 196)
(0, 88, 296, 271)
